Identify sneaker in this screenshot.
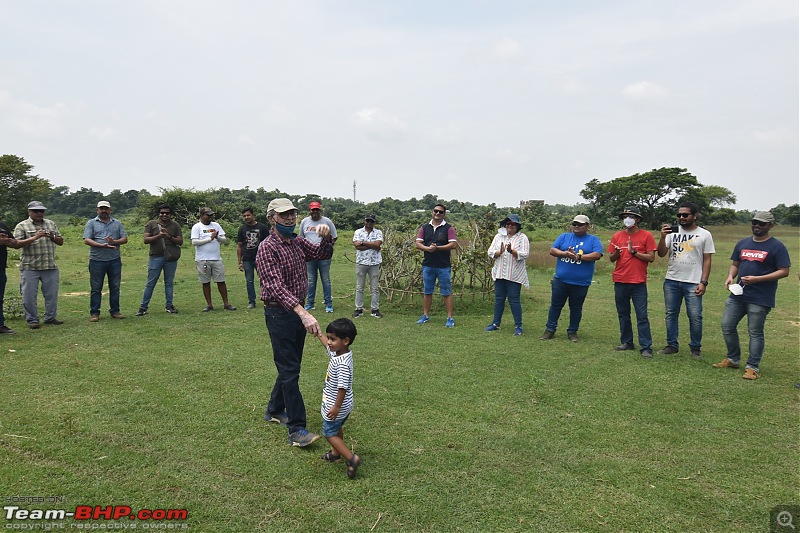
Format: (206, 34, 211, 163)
(165, 306, 179, 314)
(202, 306, 214, 312)
(568, 332, 579, 342)
(89, 316, 100, 323)
(247, 303, 256, 309)
(0, 325, 16, 334)
(445, 317, 455, 328)
(352, 309, 364, 318)
(641, 349, 653, 358)
(742, 368, 760, 380)
(224, 304, 237, 311)
(304, 304, 315, 311)
(135, 308, 148, 316)
(371, 309, 383, 318)
(658, 346, 679, 355)
(288, 428, 320, 447)
(539, 330, 554, 340)
(265, 411, 289, 426)
(514, 326, 523, 336)
(712, 358, 739, 369)
(416, 315, 430, 324)
(45, 318, 65, 325)
(485, 323, 500, 331)
(325, 305, 334, 313)
(690, 348, 701, 358)
(614, 343, 635, 351)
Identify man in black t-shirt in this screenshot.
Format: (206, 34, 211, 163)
(237, 207, 270, 309)
(0, 220, 21, 334)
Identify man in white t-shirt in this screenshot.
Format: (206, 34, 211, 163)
(656, 202, 715, 357)
(190, 207, 236, 312)
(299, 201, 338, 312)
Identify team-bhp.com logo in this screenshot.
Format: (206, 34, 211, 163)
(4, 504, 188, 525)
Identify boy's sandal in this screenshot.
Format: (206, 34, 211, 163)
(346, 454, 362, 479)
(321, 451, 341, 463)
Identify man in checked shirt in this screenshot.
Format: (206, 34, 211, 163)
(255, 198, 334, 448)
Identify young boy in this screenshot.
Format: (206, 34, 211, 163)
(317, 318, 362, 479)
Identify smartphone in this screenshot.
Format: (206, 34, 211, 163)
(670, 222, 679, 234)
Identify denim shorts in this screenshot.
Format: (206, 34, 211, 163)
(422, 266, 452, 296)
(322, 414, 350, 437)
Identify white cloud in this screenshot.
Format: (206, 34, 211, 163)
(89, 126, 117, 142)
(494, 148, 530, 163)
(423, 125, 464, 146)
(751, 127, 796, 148)
(351, 107, 408, 142)
(0, 94, 70, 140)
(236, 133, 256, 145)
(493, 37, 522, 58)
(622, 81, 669, 101)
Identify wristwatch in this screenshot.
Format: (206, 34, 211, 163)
(700, 280, 709, 286)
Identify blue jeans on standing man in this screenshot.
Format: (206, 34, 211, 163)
(545, 278, 590, 334)
(614, 282, 652, 352)
(492, 278, 523, 328)
(264, 305, 309, 434)
(242, 260, 257, 306)
(306, 258, 332, 308)
(89, 257, 122, 316)
(140, 256, 178, 310)
(720, 296, 771, 371)
(663, 279, 703, 350)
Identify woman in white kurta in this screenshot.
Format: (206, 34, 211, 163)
(486, 214, 530, 336)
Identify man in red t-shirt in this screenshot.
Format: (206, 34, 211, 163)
(608, 207, 657, 357)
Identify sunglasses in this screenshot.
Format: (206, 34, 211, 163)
(676, 213, 692, 218)
(433, 209, 445, 214)
(572, 222, 587, 227)
(751, 220, 769, 227)
(159, 212, 172, 215)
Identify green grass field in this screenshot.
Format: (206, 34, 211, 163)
(1, 224, 797, 532)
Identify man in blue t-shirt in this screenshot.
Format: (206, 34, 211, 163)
(540, 215, 604, 342)
(713, 211, 791, 380)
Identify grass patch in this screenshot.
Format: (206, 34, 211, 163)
(1, 224, 797, 531)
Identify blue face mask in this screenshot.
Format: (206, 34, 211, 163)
(275, 221, 296, 239)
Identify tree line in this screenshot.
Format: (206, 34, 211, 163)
(2, 154, 798, 231)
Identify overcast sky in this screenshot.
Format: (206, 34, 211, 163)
(1, 0, 797, 210)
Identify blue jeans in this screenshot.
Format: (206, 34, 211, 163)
(0, 267, 6, 327)
(492, 279, 523, 328)
(614, 282, 652, 351)
(663, 279, 703, 350)
(89, 258, 122, 316)
(140, 257, 178, 309)
(264, 306, 308, 433)
(721, 297, 771, 371)
(242, 260, 257, 305)
(546, 278, 590, 333)
(306, 259, 332, 307)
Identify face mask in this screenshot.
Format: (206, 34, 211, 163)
(275, 222, 296, 239)
(623, 217, 636, 228)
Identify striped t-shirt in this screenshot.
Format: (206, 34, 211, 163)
(321, 348, 354, 421)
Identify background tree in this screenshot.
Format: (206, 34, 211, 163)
(580, 167, 702, 229)
(0, 154, 52, 221)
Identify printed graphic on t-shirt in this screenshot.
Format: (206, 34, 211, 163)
(244, 230, 261, 250)
(740, 249, 769, 263)
(670, 234, 698, 259)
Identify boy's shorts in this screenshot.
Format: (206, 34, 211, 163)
(196, 260, 226, 283)
(322, 414, 350, 438)
(422, 266, 452, 296)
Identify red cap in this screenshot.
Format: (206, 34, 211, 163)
(309, 201, 322, 210)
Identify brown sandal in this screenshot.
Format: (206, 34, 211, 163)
(346, 454, 362, 479)
(321, 450, 341, 463)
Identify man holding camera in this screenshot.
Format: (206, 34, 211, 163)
(656, 202, 715, 357)
(13, 201, 65, 329)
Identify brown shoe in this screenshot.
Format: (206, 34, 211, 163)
(28, 322, 40, 329)
(89, 315, 100, 322)
(742, 368, 759, 380)
(567, 332, 579, 342)
(712, 358, 739, 369)
(44, 318, 64, 325)
(111, 313, 125, 319)
(539, 330, 555, 340)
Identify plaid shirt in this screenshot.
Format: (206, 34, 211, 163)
(255, 231, 333, 310)
(13, 218, 61, 271)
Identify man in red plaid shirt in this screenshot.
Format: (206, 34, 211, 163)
(256, 198, 334, 448)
